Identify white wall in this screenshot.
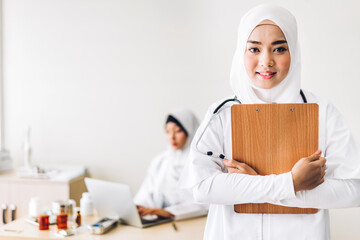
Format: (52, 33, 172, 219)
(2, 0, 360, 238)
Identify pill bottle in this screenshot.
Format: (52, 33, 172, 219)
(80, 192, 94, 216)
(28, 197, 41, 218)
(38, 214, 49, 230)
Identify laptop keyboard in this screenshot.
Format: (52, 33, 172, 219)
(141, 218, 157, 224)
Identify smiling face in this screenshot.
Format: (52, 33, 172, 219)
(165, 122, 188, 150)
(244, 20, 291, 89)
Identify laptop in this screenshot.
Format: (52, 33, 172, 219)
(84, 178, 173, 228)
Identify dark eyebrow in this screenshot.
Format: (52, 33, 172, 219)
(272, 40, 287, 45)
(247, 40, 287, 45)
(247, 40, 261, 44)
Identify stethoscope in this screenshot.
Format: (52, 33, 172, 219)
(194, 90, 308, 160)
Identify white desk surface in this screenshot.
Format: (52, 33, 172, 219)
(0, 216, 207, 240)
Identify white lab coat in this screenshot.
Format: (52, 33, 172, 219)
(180, 5, 360, 239)
(181, 91, 360, 240)
(134, 109, 208, 220)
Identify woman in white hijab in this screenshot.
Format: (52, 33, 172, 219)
(180, 4, 360, 240)
(134, 108, 208, 220)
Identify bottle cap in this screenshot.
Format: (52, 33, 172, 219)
(82, 192, 91, 198)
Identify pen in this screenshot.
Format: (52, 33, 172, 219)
(172, 222, 178, 232)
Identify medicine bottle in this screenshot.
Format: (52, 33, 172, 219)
(28, 197, 41, 219)
(75, 211, 81, 226)
(57, 204, 68, 230)
(80, 192, 94, 216)
(38, 214, 49, 230)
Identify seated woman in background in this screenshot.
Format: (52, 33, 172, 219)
(134, 109, 208, 220)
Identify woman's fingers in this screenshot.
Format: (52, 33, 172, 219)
(224, 159, 245, 168)
(309, 150, 322, 160)
(224, 159, 258, 175)
(140, 208, 174, 218)
(139, 208, 155, 216)
(227, 166, 242, 173)
(150, 209, 174, 218)
(292, 155, 327, 192)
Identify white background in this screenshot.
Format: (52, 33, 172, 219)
(2, 0, 360, 238)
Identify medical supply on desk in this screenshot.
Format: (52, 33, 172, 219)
(52, 199, 75, 218)
(57, 205, 68, 230)
(10, 204, 16, 221)
(67, 199, 76, 217)
(28, 197, 41, 218)
(56, 225, 89, 237)
(75, 211, 81, 226)
(38, 214, 49, 230)
(80, 192, 94, 216)
(1, 204, 7, 224)
(57, 229, 75, 237)
(1, 204, 17, 224)
(88, 217, 118, 234)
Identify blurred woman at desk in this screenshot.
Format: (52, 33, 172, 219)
(134, 109, 208, 220)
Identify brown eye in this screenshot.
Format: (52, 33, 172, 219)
(249, 48, 260, 53)
(274, 47, 287, 53)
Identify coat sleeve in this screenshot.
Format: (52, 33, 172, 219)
(193, 172, 296, 204)
(181, 104, 296, 204)
(134, 156, 163, 208)
(272, 179, 360, 209)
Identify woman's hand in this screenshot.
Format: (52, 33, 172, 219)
(291, 150, 326, 192)
(223, 159, 258, 175)
(136, 205, 145, 214)
(137, 206, 174, 219)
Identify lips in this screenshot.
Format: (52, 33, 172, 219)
(256, 71, 276, 80)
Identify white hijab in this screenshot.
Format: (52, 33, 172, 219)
(168, 108, 199, 149)
(230, 4, 302, 103)
(162, 109, 199, 205)
(179, 4, 360, 192)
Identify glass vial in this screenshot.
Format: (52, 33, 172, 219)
(38, 214, 49, 230)
(57, 204, 68, 230)
(75, 211, 81, 226)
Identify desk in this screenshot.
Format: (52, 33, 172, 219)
(0, 216, 207, 240)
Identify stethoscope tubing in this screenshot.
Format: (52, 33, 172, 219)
(194, 90, 307, 159)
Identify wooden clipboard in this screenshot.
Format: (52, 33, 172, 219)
(231, 103, 319, 214)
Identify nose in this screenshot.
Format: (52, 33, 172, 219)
(259, 50, 274, 67)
